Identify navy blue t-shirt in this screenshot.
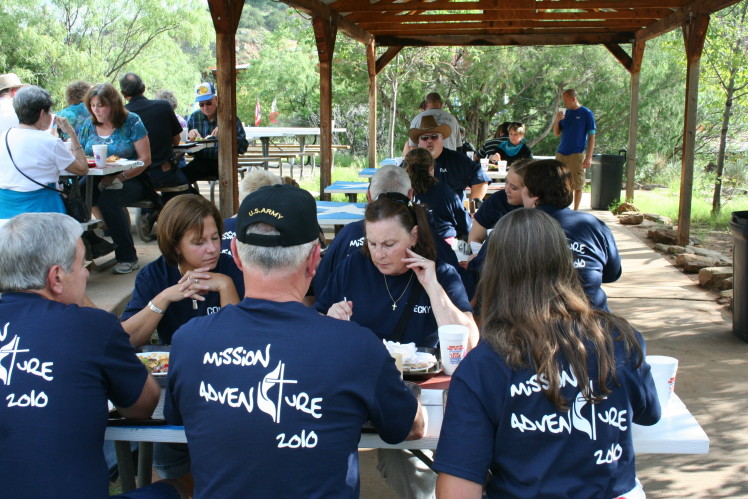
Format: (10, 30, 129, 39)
(315, 251, 472, 347)
(434, 332, 660, 498)
(312, 219, 461, 298)
(165, 298, 417, 498)
(0, 292, 148, 498)
(121, 254, 244, 344)
(474, 190, 520, 231)
(221, 217, 237, 256)
(538, 205, 621, 311)
(414, 181, 471, 239)
(434, 148, 491, 201)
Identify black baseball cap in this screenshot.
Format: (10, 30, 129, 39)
(236, 184, 319, 247)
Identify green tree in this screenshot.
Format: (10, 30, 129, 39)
(0, 0, 213, 114)
(703, 0, 748, 213)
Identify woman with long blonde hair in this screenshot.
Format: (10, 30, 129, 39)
(434, 208, 660, 499)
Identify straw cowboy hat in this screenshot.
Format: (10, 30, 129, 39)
(0, 73, 28, 93)
(408, 115, 452, 143)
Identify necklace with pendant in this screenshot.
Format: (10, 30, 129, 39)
(384, 272, 414, 311)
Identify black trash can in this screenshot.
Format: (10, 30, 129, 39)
(730, 211, 748, 342)
(590, 150, 627, 210)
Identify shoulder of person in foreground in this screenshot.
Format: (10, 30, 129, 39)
(89, 307, 159, 418)
(435, 260, 473, 312)
(585, 213, 621, 283)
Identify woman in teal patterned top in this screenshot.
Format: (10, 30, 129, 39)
(78, 83, 151, 274)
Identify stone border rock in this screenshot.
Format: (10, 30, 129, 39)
(614, 203, 733, 308)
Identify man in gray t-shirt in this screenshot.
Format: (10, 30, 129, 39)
(404, 92, 462, 154)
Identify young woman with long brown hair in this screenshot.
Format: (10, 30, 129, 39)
(434, 208, 660, 499)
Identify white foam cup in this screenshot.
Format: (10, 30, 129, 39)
(438, 325, 469, 376)
(92, 144, 108, 168)
(497, 160, 508, 176)
(479, 158, 489, 171)
(647, 355, 678, 411)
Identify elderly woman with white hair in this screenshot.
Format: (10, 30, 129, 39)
(0, 85, 88, 218)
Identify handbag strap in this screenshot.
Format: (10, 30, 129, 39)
(390, 276, 423, 343)
(4, 129, 62, 193)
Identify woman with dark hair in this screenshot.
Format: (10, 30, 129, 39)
(57, 80, 91, 138)
(0, 85, 88, 218)
(121, 194, 243, 347)
(404, 147, 471, 243)
(315, 193, 477, 348)
(522, 159, 621, 311)
(434, 208, 660, 499)
(78, 83, 152, 273)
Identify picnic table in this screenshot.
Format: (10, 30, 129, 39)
(316, 200, 366, 226)
(106, 376, 708, 491)
(323, 181, 369, 202)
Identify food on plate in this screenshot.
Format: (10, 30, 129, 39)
(383, 340, 438, 373)
(136, 351, 169, 374)
(404, 351, 439, 372)
(107, 155, 120, 162)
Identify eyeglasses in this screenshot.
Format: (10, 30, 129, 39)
(199, 100, 214, 108)
(418, 134, 441, 142)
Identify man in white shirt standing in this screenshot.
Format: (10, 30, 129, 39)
(404, 92, 462, 154)
(0, 73, 28, 132)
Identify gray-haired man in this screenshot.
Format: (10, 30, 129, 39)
(165, 184, 424, 497)
(0, 213, 169, 497)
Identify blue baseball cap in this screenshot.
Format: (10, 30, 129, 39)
(194, 82, 216, 102)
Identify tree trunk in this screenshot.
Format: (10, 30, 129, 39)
(712, 76, 735, 214)
(711, 0, 747, 215)
(388, 76, 399, 158)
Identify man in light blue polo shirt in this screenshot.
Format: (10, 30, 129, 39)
(553, 88, 596, 210)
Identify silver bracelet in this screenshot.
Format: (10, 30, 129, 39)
(147, 300, 165, 315)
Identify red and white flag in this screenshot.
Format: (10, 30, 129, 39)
(269, 98, 279, 124)
(254, 99, 261, 126)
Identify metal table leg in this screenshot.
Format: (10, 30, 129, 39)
(114, 440, 137, 492)
(137, 442, 154, 488)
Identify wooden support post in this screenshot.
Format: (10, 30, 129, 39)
(626, 40, 645, 202)
(313, 17, 338, 201)
(209, 0, 244, 217)
(677, 14, 709, 246)
(367, 40, 377, 169)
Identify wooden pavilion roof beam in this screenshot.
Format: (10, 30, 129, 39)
(282, 0, 373, 44)
(359, 19, 651, 29)
(375, 32, 634, 46)
(635, 0, 741, 41)
(344, 6, 671, 17)
(330, 0, 687, 11)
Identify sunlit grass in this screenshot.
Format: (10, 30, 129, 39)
(629, 188, 748, 231)
(296, 154, 368, 202)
